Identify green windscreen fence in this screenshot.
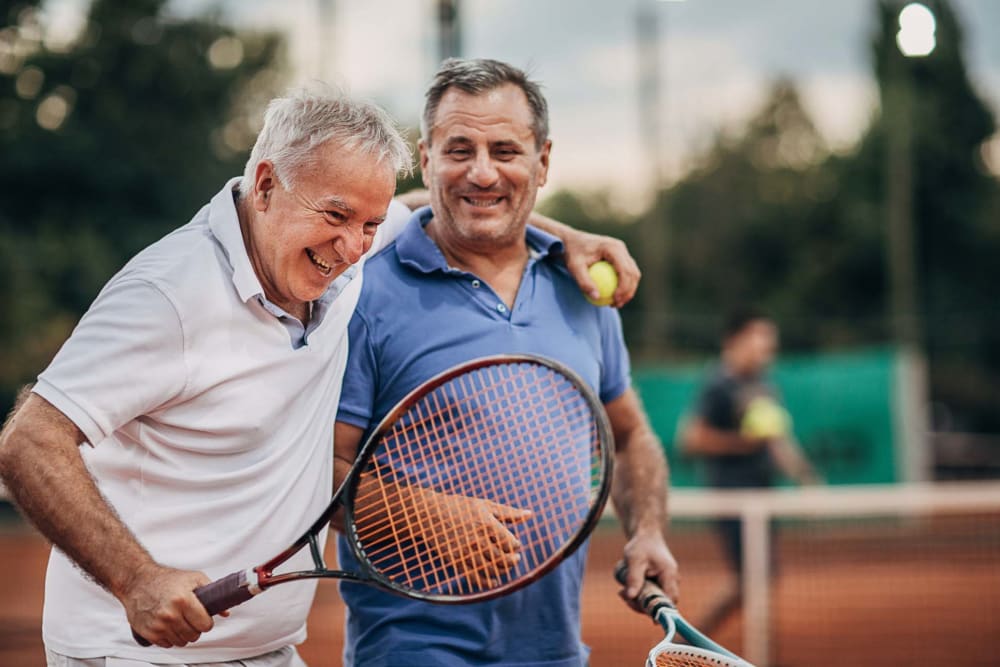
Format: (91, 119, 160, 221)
(633, 347, 903, 487)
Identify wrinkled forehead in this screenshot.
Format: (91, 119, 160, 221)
(301, 139, 395, 180)
(429, 84, 537, 144)
(294, 141, 397, 208)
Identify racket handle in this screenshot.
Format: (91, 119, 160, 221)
(131, 569, 259, 646)
(614, 560, 675, 618)
(193, 569, 258, 616)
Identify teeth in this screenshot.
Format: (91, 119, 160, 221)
(307, 248, 332, 274)
(464, 197, 502, 208)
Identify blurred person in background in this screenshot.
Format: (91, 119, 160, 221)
(681, 308, 818, 633)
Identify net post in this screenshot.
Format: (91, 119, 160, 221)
(894, 346, 931, 482)
(741, 502, 770, 666)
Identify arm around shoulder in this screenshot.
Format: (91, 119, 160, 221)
(528, 210, 640, 308)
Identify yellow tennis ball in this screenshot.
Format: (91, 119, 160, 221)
(586, 261, 618, 306)
(740, 397, 789, 440)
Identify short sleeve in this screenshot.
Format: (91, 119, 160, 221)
(597, 309, 631, 404)
(336, 309, 379, 430)
(33, 279, 187, 446)
(368, 199, 412, 256)
(693, 378, 737, 430)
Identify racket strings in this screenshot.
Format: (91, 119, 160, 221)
(651, 645, 751, 667)
(351, 361, 605, 596)
(353, 365, 573, 519)
(360, 367, 591, 589)
(356, 368, 537, 589)
(653, 652, 736, 667)
(444, 370, 594, 575)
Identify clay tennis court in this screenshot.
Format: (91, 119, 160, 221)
(2, 516, 998, 666)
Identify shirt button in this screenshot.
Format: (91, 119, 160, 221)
(497, 303, 507, 313)
(471, 280, 481, 288)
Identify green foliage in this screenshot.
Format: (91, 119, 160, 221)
(871, 0, 999, 429)
(538, 0, 1000, 432)
(665, 80, 887, 352)
(0, 0, 284, 417)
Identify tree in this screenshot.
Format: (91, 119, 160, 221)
(0, 0, 284, 417)
(660, 79, 885, 353)
(868, 0, 998, 429)
(642, 0, 1000, 432)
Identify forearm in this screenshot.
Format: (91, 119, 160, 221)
(0, 395, 155, 598)
(683, 420, 759, 456)
(612, 427, 669, 538)
(330, 455, 355, 532)
(393, 189, 428, 211)
(768, 437, 817, 483)
(528, 210, 571, 237)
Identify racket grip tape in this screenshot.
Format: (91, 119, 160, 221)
(131, 569, 259, 646)
(613, 560, 675, 618)
(193, 569, 258, 615)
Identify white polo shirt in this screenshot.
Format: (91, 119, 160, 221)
(33, 178, 410, 662)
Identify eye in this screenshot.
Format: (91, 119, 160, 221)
(493, 144, 523, 161)
(447, 148, 471, 159)
(364, 221, 380, 235)
(324, 210, 347, 223)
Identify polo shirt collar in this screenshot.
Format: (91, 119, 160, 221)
(397, 205, 565, 274)
(208, 177, 267, 303)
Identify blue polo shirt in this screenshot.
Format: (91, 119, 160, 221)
(336, 206, 631, 667)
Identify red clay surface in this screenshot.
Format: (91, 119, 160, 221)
(1, 518, 998, 666)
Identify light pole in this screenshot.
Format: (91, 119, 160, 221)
(436, 0, 462, 62)
(886, 2, 934, 485)
(315, 0, 337, 82)
(635, 0, 684, 357)
(886, 2, 934, 349)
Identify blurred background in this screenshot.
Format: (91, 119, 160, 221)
(1, 0, 999, 665)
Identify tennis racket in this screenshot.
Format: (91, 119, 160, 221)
(133, 354, 613, 645)
(615, 562, 755, 667)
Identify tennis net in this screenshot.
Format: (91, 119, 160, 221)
(663, 483, 1000, 667)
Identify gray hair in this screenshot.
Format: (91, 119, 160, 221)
(421, 58, 549, 148)
(241, 84, 411, 196)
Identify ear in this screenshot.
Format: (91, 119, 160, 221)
(418, 139, 432, 190)
(252, 161, 277, 212)
(536, 139, 552, 188)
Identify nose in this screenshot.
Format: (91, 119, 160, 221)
(336, 227, 366, 265)
(467, 151, 500, 188)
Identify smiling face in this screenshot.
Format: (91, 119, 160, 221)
(419, 83, 550, 253)
(243, 140, 396, 320)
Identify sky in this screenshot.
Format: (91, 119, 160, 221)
(45, 0, 1000, 203)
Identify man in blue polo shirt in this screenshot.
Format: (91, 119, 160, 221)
(334, 58, 678, 667)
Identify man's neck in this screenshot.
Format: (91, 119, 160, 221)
(235, 191, 311, 324)
(427, 223, 530, 309)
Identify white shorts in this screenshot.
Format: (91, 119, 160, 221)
(45, 645, 307, 667)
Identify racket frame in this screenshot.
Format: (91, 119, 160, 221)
(339, 353, 614, 602)
(225, 354, 613, 602)
(613, 562, 754, 667)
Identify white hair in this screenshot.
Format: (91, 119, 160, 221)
(240, 84, 411, 196)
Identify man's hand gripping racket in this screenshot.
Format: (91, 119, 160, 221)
(132, 354, 613, 645)
(615, 561, 755, 667)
